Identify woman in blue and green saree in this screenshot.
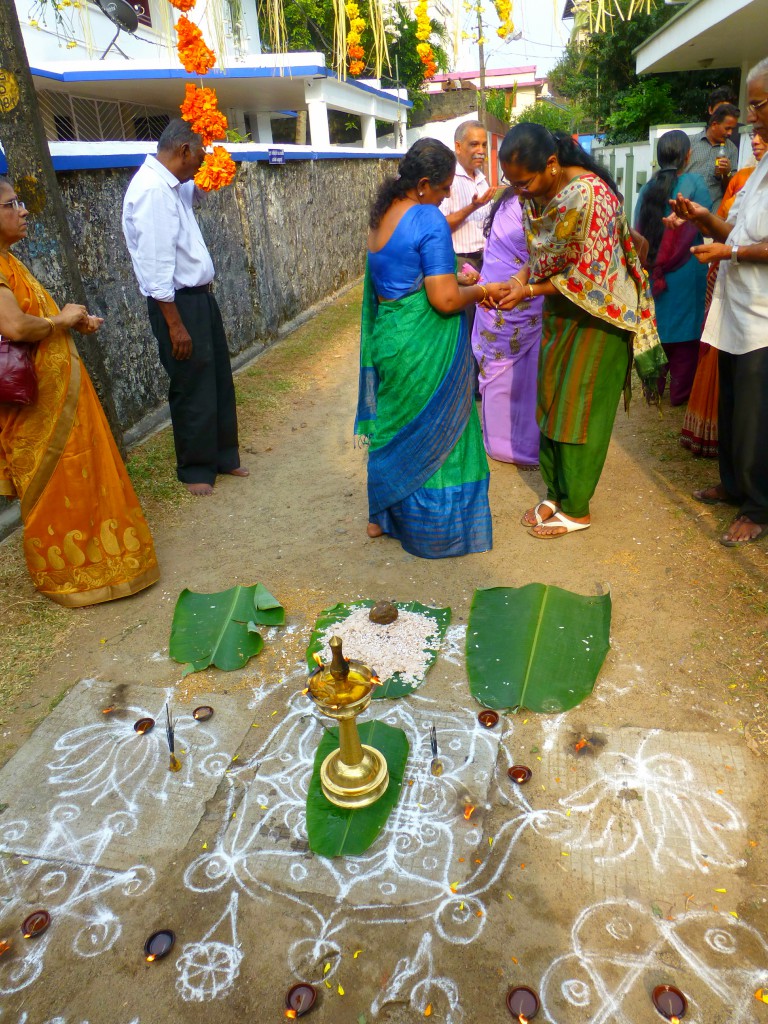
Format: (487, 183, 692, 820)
(355, 138, 510, 558)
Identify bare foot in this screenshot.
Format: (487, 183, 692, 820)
(185, 482, 214, 496)
(367, 522, 383, 538)
(720, 515, 768, 546)
(692, 484, 732, 505)
(226, 467, 250, 478)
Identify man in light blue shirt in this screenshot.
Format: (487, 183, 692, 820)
(122, 119, 247, 496)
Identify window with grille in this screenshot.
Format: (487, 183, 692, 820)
(39, 90, 175, 142)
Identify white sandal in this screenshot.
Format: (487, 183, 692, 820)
(520, 499, 559, 527)
(529, 512, 591, 538)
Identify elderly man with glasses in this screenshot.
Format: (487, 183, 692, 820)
(668, 57, 768, 546)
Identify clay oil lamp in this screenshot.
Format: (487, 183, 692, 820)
(508, 765, 532, 785)
(192, 706, 214, 722)
(134, 717, 154, 735)
(0, 938, 11, 956)
(144, 929, 175, 962)
(507, 985, 539, 1023)
(22, 910, 51, 939)
(478, 710, 499, 729)
(284, 982, 317, 1018)
(652, 985, 687, 1022)
(306, 636, 388, 809)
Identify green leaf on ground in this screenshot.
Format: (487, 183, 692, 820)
(306, 720, 409, 857)
(466, 584, 611, 713)
(306, 600, 451, 699)
(169, 584, 284, 675)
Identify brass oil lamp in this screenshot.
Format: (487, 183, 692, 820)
(307, 636, 389, 809)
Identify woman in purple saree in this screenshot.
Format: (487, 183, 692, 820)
(471, 190, 543, 466)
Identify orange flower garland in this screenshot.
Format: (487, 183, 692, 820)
(194, 146, 237, 192)
(414, 0, 436, 80)
(175, 15, 216, 75)
(180, 84, 228, 146)
(345, 1, 367, 76)
(168, 0, 197, 11)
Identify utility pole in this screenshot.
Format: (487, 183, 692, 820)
(476, 3, 486, 122)
(0, 3, 123, 446)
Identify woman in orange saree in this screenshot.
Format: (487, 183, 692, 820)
(0, 178, 159, 607)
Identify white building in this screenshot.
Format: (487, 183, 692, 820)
(10, 0, 410, 161)
(423, 65, 548, 111)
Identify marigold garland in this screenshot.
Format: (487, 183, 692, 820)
(168, 0, 196, 11)
(494, 0, 514, 39)
(413, 0, 435, 79)
(345, 1, 367, 76)
(175, 15, 217, 75)
(194, 146, 237, 192)
(180, 83, 228, 146)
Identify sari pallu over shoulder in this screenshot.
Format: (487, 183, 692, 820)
(355, 267, 473, 516)
(523, 174, 667, 389)
(0, 252, 159, 607)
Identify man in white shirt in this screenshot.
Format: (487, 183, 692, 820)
(122, 119, 247, 496)
(440, 120, 495, 392)
(671, 56, 768, 546)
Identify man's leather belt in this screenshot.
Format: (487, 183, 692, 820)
(175, 283, 212, 295)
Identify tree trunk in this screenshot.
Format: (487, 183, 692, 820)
(0, 5, 124, 448)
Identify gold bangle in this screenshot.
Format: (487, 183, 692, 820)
(43, 316, 56, 335)
(527, 284, 534, 299)
(479, 285, 489, 303)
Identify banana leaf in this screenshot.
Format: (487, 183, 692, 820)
(305, 600, 451, 699)
(170, 584, 285, 676)
(306, 720, 409, 857)
(466, 584, 611, 713)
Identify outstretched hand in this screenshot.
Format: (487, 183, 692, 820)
(472, 187, 496, 209)
(690, 242, 731, 265)
(667, 193, 709, 226)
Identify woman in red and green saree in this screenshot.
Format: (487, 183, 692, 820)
(355, 139, 509, 558)
(497, 125, 666, 540)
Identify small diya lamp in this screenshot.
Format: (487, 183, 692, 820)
(284, 982, 317, 1018)
(508, 765, 532, 785)
(144, 929, 175, 962)
(134, 717, 154, 735)
(192, 705, 214, 722)
(507, 985, 540, 1023)
(306, 636, 388, 809)
(22, 910, 51, 939)
(0, 939, 12, 956)
(652, 985, 687, 1022)
(478, 710, 500, 729)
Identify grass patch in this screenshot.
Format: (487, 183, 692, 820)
(127, 431, 191, 513)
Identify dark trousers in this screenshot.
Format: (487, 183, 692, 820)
(658, 340, 699, 406)
(148, 290, 240, 485)
(718, 347, 768, 524)
(457, 250, 483, 397)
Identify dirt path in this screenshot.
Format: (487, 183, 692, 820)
(0, 285, 766, 1024)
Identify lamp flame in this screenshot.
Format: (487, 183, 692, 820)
(464, 804, 476, 820)
(519, 1015, 528, 1024)
(146, 953, 156, 962)
(0, 940, 11, 956)
(102, 706, 114, 714)
(574, 738, 588, 752)
(23, 932, 32, 940)
(312, 652, 324, 666)
(670, 1018, 679, 1024)
(285, 1011, 297, 1020)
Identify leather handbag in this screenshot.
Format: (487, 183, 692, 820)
(0, 335, 38, 405)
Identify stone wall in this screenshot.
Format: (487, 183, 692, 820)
(1, 156, 393, 533)
(15, 157, 393, 435)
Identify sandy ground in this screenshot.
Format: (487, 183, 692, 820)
(0, 284, 767, 1024)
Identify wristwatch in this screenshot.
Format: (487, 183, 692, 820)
(731, 245, 740, 265)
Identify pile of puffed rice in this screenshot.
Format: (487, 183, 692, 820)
(313, 606, 441, 687)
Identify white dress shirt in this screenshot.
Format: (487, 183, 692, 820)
(701, 152, 768, 355)
(122, 154, 215, 303)
(439, 162, 490, 255)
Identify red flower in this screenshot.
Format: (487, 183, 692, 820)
(606, 303, 622, 319)
(566, 278, 583, 293)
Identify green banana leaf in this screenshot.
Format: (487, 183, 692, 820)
(170, 584, 285, 676)
(306, 720, 409, 857)
(466, 584, 611, 713)
(305, 600, 451, 699)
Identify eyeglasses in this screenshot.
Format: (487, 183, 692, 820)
(509, 176, 536, 192)
(747, 97, 768, 113)
(0, 198, 26, 210)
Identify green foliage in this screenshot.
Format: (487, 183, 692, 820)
(169, 584, 285, 676)
(466, 584, 611, 713)
(306, 721, 409, 857)
(549, 7, 739, 143)
(265, 0, 447, 110)
(509, 99, 584, 134)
